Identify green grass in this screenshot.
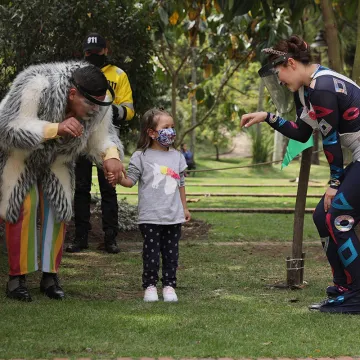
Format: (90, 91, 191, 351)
(0, 241, 358, 359)
(193, 213, 320, 242)
(0, 157, 344, 359)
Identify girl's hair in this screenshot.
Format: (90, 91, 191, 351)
(269, 35, 312, 65)
(137, 107, 173, 152)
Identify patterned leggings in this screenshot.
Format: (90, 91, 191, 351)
(139, 223, 181, 289)
(313, 161, 360, 290)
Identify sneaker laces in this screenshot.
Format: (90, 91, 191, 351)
(163, 286, 175, 294)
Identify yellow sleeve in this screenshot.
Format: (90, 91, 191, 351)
(103, 146, 120, 161)
(43, 123, 59, 139)
(114, 72, 134, 120)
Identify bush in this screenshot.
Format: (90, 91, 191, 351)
(246, 124, 273, 164)
(91, 197, 138, 232)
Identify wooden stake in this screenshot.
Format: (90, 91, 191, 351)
(287, 147, 313, 286)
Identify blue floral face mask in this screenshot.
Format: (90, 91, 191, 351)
(155, 128, 176, 147)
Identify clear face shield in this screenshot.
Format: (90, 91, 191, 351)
(258, 55, 294, 114)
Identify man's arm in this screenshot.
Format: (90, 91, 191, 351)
(86, 106, 124, 164)
(0, 73, 62, 148)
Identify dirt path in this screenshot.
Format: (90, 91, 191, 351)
(221, 132, 252, 158)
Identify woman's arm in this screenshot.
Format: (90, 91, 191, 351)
(241, 111, 313, 143)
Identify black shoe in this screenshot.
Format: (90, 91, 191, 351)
(104, 230, 120, 254)
(40, 273, 65, 300)
(6, 275, 32, 302)
(309, 297, 333, 310)
(309, 285, 348, 311)
(65, 234, 88, 253)
(319, 289, 360, 314)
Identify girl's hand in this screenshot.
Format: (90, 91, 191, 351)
(324, 187, 338, 212)
(184, 208, 191, 222)
(106, 172, 116, 187)
(240, 111, 268, 128)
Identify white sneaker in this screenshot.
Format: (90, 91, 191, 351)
(163, 286, 178, 302)
(144, 285, 158, 302)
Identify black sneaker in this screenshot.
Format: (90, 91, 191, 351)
(104, 230, 120, 254)
(308, 285, 348, 311)
(320, 289, 360, 314)
(6, 275, 32, 302)
(65, 234, 88, 253)
(40, 273, 65, 300)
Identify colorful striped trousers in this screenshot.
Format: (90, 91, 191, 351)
(5, 185, 66, 276)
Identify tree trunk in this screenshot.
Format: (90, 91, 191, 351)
(171, 74, 178, 125)
(320, 0, 343, 73)
(190, 47, 197, 156)
(272, 111, 285, 162)
(287, 147, 312, 286)
(256, 79, 265, 139)
(215, 144, 220, 161)
(352, 0, 360, 84)
(311, 131, 320, 165)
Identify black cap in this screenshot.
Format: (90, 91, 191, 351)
(83, 33, 106, 51)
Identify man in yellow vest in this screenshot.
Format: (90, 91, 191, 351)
(66, 33, 134, 254)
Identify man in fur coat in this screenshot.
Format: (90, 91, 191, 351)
(0, 61, 125, 302)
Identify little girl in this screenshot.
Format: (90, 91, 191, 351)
(117, 108, 191, 302)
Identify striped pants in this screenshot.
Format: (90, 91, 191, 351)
(5, 185, 66, 276)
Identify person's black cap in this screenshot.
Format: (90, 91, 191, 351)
(83, 33, 107, 51)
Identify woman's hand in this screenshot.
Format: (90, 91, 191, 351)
(324, 187, 338, 212)
(240, 111, 268, 128)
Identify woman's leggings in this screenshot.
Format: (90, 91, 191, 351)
(5, 184, 66, 276)
(313, 161, 360, 290)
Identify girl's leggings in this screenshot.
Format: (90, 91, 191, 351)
(313, 161, 360, 290)
(6, 184, 66, 276)
(139, 223, 181, 289)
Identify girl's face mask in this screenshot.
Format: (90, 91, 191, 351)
(155, 128, 176, 147)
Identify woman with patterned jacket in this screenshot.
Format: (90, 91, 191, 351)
(0, 62, 125, 301)
(241, 35, 360, 314)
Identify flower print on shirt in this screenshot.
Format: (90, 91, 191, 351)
(148, 162, 179, 195)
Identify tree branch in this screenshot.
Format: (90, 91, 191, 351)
(159, 36, 175, 76)
(225, 83, 250, 96)
(177, 53, 250, 144)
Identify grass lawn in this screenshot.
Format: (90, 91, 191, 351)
(0, 157, 350, 359)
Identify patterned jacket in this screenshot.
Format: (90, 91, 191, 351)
(0, 61, 123, 223)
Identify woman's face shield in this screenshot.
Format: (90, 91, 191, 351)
(258, 55, 294, 114)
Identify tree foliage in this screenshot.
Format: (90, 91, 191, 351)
(0, 0, 156, 147)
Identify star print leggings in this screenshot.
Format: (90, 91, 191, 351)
(139, 223, 181, 289)
(313, 161, 360, 290)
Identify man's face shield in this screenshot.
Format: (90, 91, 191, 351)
(258, 55, 294, 114)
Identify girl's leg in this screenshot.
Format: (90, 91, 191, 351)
(6, 185, 39, 276)
(139, 224, 161, 288)
(160, 223, 181, 288)
(313, 196, 348, 287)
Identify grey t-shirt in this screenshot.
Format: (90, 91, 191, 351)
(126, 148, 188, 224)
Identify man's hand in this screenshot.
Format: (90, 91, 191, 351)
(240, 111, 268, 128)
(103, 159, 126, 186)
(58, 117, 83, 137)
(324, 187, 338, 212)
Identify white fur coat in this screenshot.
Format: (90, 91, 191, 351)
(0, 61, 123, 223)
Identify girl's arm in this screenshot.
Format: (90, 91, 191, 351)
(179, 186, 191, 222)
(118, 176, 134, 188)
